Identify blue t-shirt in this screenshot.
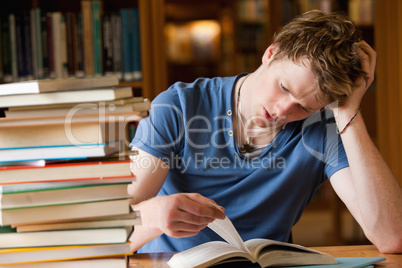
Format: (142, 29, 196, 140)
(130, 74, 348, 253)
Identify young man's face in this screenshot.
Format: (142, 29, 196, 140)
(249, 47, 324, 128)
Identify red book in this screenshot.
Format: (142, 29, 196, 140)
(0, 160, 134, 184)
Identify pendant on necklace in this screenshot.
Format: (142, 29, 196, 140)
(240, 137, 254, 153)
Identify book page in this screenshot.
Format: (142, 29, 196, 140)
(167, 241, 253, 268)
(207, 203, 251, 256)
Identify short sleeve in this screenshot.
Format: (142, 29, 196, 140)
(129, 86, 184, 160)
(322, 110, 349, 179)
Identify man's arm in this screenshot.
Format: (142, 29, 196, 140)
(128, 147, 225, 252)
(330, 42, 402, 253)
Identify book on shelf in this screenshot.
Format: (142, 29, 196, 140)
(15, 11, 35, 81)
(92, 0, 104, 76)
(0, 75, 118, 96)
(64, 12, 76, 77)
(102, 12, 114, 76)
(0, 2, 147, 82)
(0, 256, 128, 268)
(0, 160, 133, 184)
(111, 12, 123, 79)
(0, 140, 122, 163)
(81, 0, 95, 77)
(1, 15, 13, 83)
(120, 8, 142, 81)
(0, 198, 131, 226)
(0, 226, 133, 248)
(30, 8, 43, 79)
(46, 12, 55, 78)
(131, 8, 141, 81)
(0, 256, 129, 268)
(0, 242, 132, 265)
(167, 206, 337, 268)
(9, 14, 18, 81)
(120, 8, 132, 82)
(0, 183, 131, 209)
(15, 211, 141, 232)
(4, 97, 150, 118)
(0, 86, 133, 108)
(51, 12, 68, 79)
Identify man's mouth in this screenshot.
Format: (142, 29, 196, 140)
(263, 107, 276, 123)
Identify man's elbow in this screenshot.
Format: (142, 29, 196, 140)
(372, 234, 402, 254)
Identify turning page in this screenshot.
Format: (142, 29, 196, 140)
(207, 203, 252, 256)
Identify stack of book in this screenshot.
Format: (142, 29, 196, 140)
(0, 75, 147, 266)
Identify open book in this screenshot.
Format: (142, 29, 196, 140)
(167, 206, 337, 268)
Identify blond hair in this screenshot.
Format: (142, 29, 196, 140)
(272, 10, 366, 105)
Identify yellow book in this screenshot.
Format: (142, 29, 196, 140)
(0, 243, 132, 265)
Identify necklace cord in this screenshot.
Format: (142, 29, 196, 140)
(236, 75, 283, 153)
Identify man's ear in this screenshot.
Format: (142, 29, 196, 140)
(262, 44, 278, 65)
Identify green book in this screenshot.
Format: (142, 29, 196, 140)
(0, 225, 16, 233)
(92, 0, 103, 76)
(286, 257, 386, 268)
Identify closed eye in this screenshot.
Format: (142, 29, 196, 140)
(281, 83, 310, 113)
(280, 83, 289, 92)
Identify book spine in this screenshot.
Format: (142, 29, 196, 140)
(131, 8, 141, 81)
(1, 16, 13, 83)
(65, 12, 76, 77)
(40, 10, 50, 78)
(0, 199, 130, 226)
(15, 13, 26, 81)
(102, 12, 114, 76)
(92, 0, 103, 76)
(30, 9, 38, 79)
(59, 13, 68, 78)
(81, 0, 94, 76)
(9, 14, 18, 82)
(34, 8, 45, 79)
(75, 12, 85, 77)
(23, 11, 34, 81)
(52, 12, 62, 78)
(47, 12, 56, 78)
(120, 8, 133, 81)
(111, 12, 122, 80)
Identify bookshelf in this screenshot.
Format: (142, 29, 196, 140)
(163, 0, 234, 85)
(0, 0, 168, 100)
(374, 0, 402, 185)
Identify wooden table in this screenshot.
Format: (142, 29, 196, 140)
(128, 245, 402, 267)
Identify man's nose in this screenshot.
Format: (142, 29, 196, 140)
(274, 97, 295, 118)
